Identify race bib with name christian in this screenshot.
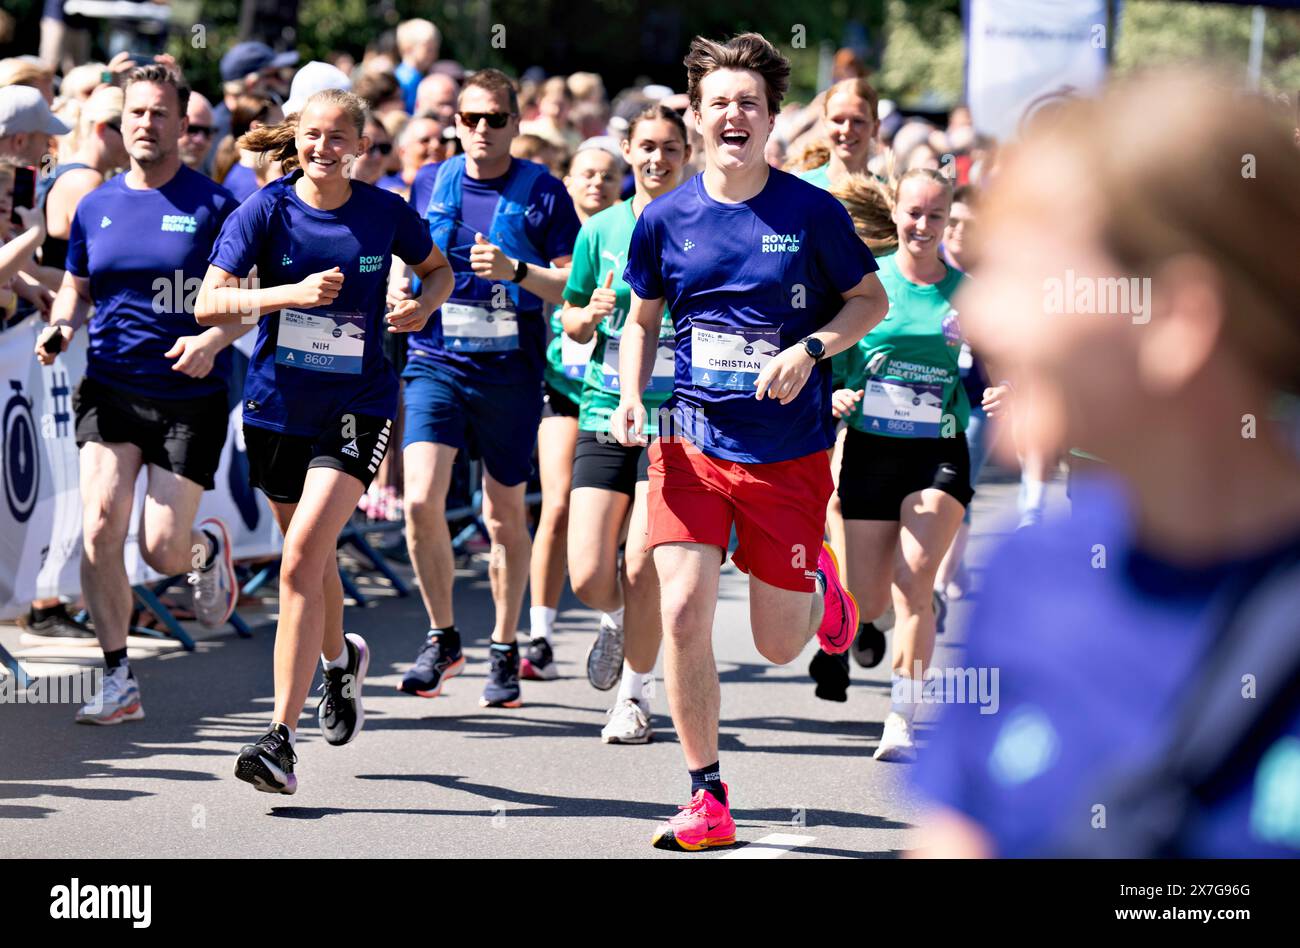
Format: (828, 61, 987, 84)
(860, 378, 945, 437)
(561, 332, 596, 378)
(602, 335, 675, 393)
(275, 309, 365, 374)
(442, 300, 519, 352)
(690, 323, 780, 391)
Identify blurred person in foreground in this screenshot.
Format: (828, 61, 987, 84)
(913, 71, 1300, 858)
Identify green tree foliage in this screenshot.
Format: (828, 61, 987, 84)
(1116, 1, 1300, 94)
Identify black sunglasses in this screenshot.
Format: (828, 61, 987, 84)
(368, 142, 393, 156)
(458, 111, 512, 129)
(186, 124, 215, 138)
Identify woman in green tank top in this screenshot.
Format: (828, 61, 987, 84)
(522, 143, 624, 682)
(552, 105, 691, 742)
(821, 168, 1010, 762)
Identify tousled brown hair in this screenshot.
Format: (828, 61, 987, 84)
(684, 33, 790, 117)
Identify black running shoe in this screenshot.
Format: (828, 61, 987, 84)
(480, 643, 522, 708)
(398, 633, 465, 697)
(851, 622, 887, 669)
(318, 632, 369, 746)
(520, 636, 558, 680)
(810, 648, 850, 702)
(235, 724, 298, 794)
(26, 604, 95, 640)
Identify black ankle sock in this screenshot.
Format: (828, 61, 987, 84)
(689, 762, 726, 805)
(430, 626, 460, 652)
(201, 529, 220, 570)
(30, 602, 66, 623)
(104, 648, 130, 675)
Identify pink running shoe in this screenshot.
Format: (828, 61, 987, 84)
(651, 784, 736, 851)
(815, 542, 859, 655)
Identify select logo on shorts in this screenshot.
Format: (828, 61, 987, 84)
(761, 232, 802, 253)
(359, 255, 384, 274)
(160, 214, 197, 234)
(341, 439, 360, 459)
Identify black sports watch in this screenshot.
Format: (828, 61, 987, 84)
(800, 335, 826, 362)
(511, 258, 529, 283)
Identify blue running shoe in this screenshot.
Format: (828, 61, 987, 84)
(398, 633, 465, 698)
(480, 642, 522, 708)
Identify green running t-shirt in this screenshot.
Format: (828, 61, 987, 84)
(833, 253, 969, 438)
(562, 201, 675, 435)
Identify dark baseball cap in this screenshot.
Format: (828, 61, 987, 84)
(220, 42, 299, 83)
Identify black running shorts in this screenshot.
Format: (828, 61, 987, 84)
(244, 414, 393, 504)
(74, 376, 228, 490)
(570, 429, 650, 498)
(838, 426, 973, 520)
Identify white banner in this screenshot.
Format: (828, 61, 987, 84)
(0, 317, 86, 618)
(966, 0, 1109, 141)
(0, 316, 281, 618)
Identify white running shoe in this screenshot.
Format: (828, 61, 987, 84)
(189, 516, 237, 628)
(75, 667, 145, 725)
(601, 698, 653, 744)
(873, 711, 917, 762)
(585, 612, 624, 691)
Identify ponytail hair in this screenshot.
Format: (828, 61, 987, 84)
(831, 173, 898, 256)
(238, 88, 370, 175)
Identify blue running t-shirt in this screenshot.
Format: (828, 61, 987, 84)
(912, 476, 1300, 857)
(66, 165, 239, 399)
(209, 172, 434, 436)
(406, 159, 580, 386)
(222, 162, 259, 203)
(623, 169, 877, 464)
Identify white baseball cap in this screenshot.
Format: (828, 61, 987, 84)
(283, 61, 352, 115)
(0, 85, 70, 137)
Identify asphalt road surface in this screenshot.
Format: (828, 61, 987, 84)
(0, 477, 1050, 859)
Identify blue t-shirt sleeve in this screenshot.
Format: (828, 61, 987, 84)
(391, 196, 435, 266)
(812, 191, 878, 294)
(209, 191, 270, 277)
(623, 212, 663, 301)
(65, 206, 89, 279)
(532, 175, 581, 262)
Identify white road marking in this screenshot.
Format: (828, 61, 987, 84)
(722, 833, 816, 859)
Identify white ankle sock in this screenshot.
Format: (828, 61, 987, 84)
(272, 721, 296, 746)
(604, 606, 625, 628)
(529, 605, 556, 641)
(889, 673, 919, 723)
(616, 663, 652, 705)
(322, 641, 348, 670)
